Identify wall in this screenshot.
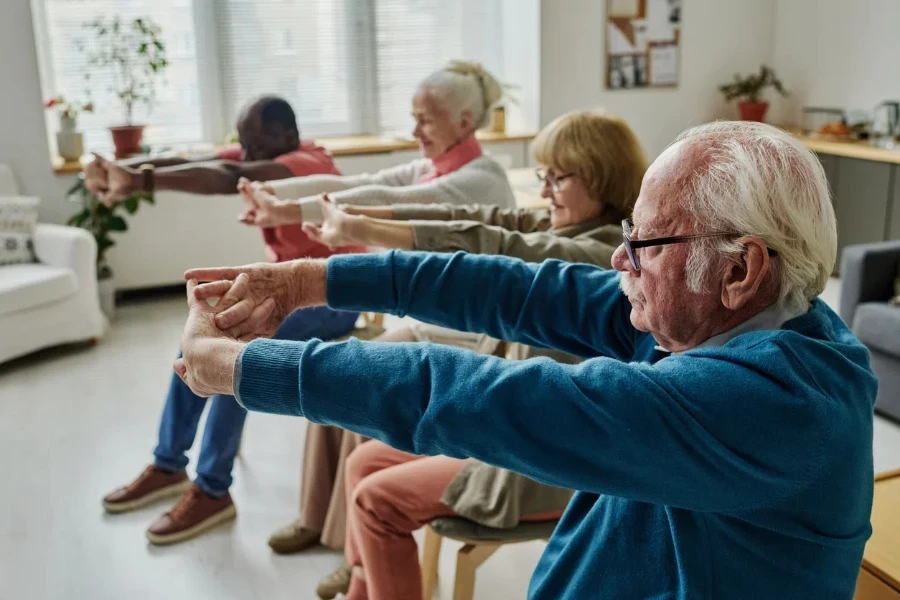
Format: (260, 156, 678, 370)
(539, 0, 778, 159)
(770, 0, 900, 126)
(0, 0, 78, 224)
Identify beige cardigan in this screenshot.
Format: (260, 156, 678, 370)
(390, 203, 623, 527)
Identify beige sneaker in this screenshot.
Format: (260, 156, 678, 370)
(267, 519, 321, 554)
(317, 561, 352, 599)
(103, 465, 191, 514)
(146, 485, 236, 545)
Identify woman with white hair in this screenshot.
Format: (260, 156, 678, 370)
(239, 60, 516, 226)
(246, 60, 517, 557)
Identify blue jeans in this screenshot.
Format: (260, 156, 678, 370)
(153, 306, 359, 497)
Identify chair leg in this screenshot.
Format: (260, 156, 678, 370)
(453, 542, 502, 600)
(421, 526, 442, 600)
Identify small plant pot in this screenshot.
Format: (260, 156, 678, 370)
(490, 107, 506, 133)
(97, 275, 116, 320)
(57, 131, 84, 162)
(110, 125, 146, 159)
(738, 101, 770, 122)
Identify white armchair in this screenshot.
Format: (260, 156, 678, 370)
(0, 165, 107, 364)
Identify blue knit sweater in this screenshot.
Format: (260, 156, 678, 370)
(236, 251, 876, 600)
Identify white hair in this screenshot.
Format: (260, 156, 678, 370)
(418, 60, 502, 130)
(670, 121, 837, 312)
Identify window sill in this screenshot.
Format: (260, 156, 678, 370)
(52, 130, 537, 176)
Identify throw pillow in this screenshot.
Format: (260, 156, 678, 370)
(0, 196, 39, 266)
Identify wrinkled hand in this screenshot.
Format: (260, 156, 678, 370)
(173, 279, 246, 398)
(301, 196, 361, 249)
(237, 177, 295, 227)
(184, 259, 328, 340)
(84, 154, 109, 197)
(98, 158, 140, 207)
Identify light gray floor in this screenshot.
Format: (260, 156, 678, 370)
(1, 278, 898, 600)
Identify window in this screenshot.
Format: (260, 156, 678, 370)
(32, 0, 511, 153)
(33, 0, 205, 152)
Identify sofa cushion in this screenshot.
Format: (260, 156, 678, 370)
(0, 263, 77, 316)
(0, 196, 39, 265)
(853, 302, 900, 358)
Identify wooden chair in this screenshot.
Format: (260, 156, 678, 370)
(420, 516, 559, 600)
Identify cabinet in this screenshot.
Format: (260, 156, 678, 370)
(828, 157, 896, 271)
(890, 165, 900, 241)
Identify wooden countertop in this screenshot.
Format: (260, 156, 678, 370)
(862, 469, 900, 593)
(791, 132, 900, 165)
(52, 130, 536, 176)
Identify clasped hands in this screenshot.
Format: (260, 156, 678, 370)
(236, 177, 364, 248)
(174, 259, 329, 398)
(84, 153, 144, 207)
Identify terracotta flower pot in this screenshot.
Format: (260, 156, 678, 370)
(109, 125, 146, 159)
(738, 101, 769, 122)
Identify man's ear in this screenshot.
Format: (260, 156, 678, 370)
(721, 237, 772, 310)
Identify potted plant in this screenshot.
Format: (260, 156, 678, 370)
(718, 65, 788, 122)
(490, 83, 521, 134)
(66, 177, 154, 318)
(80, 17, 168, 158)
(45, 95, 94, 161)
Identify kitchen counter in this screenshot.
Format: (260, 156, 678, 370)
(791, 132, 900, 165)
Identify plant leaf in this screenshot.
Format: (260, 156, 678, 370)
(107, 215, 128, 232)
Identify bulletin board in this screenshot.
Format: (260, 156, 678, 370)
(606, 0, 681, 90)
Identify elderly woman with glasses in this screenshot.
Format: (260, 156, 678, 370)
(237, 108, 648, 600)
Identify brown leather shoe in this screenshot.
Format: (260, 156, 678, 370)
(267, 519, 321, 554)
(103, 465, 191, 514)
(146, 485, 236, 545)
(316, 561, 352, 599)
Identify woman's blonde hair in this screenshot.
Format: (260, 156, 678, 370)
(418, 60, 503, 130)
(533, 110, 647, 218)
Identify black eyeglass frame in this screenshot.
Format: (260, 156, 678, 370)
(621, 219, 778, 271)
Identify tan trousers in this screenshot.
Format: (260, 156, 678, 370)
(298, 423, 369, 550)
(296, 322, 498, 551)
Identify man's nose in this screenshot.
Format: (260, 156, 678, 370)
(611, 244, 635, 274)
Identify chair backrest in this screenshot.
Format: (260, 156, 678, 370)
(0, 164, 20, 195)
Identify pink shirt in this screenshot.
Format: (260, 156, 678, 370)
(217, 141, 365, 262)
(417, 134, 484, 183)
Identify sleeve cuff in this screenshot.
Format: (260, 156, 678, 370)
(326, 252, 399, 313)
(299, 197, 325, 224)
(234, 339, 308, 416)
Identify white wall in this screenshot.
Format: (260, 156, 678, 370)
(539, 0, 777, 159)
(0, 0, 78, 224)
(770, 0, 900, 126)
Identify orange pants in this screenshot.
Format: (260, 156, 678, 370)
(342, 441, 562, 600)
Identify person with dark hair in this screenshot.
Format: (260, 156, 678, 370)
(86, 95, 313, 200)
(96, 95, 364, 545)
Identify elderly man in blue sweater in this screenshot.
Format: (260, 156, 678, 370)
(175, 122, 876, 600)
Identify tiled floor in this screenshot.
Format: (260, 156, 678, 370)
(1, 279, 898, 600)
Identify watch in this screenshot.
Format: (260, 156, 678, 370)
(138, 163, 156, 193)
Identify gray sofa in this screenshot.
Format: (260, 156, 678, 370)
(840, 241, 900, 422)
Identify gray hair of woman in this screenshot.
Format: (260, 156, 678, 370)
(418, 60, 503, 130)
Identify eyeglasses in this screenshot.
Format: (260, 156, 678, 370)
(621, 219, 778, 271)
(535, 168, 575, 192)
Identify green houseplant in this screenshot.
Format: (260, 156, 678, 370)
(66, 177, 154, 316)
(80, 16, 168, 158)
(718, 65, 788, 122)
